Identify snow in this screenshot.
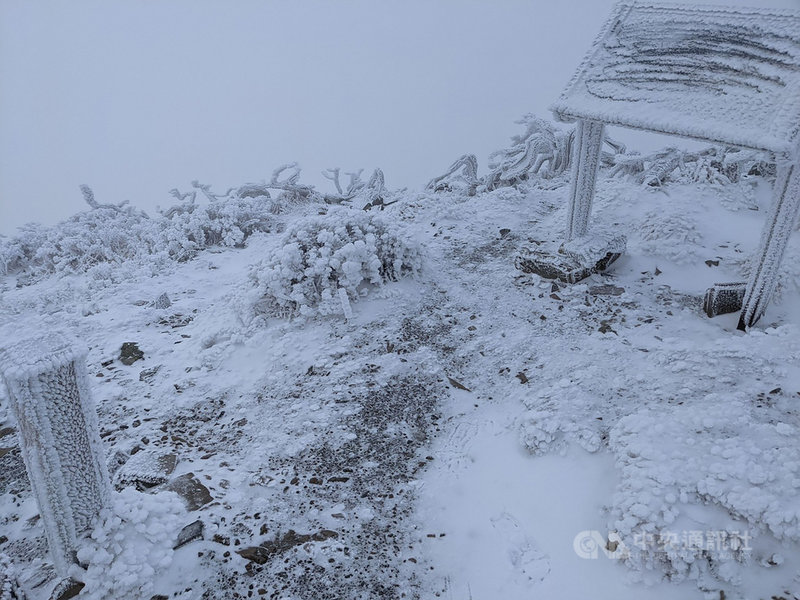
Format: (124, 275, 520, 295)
(551, 2, 800, 157)
(73, 488, 185, 600)
(1, 115, 800, 598)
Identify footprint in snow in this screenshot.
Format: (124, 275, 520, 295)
(490, 512, 551, 585)
(438, 419, 481, 473)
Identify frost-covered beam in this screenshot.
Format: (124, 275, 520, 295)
(566, 120, 605, 241)
(739, 159, 800, 329)
(0, 334, 111, 577)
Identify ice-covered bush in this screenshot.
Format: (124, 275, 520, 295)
(73, 488, 185, 600)
(635, 208, 704, 264)
(0, 184, 298, 282)
(157, 196, 280, 262)
(0, 208, 157, 280)
(250, 207, 421, 318)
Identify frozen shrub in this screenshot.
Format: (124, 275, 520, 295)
(0, 184, 299, 282)
(157, 196, 278, 262)
(636, 209, 703, 264)
(250, 207, 421, 318)
(608, 145, 775, 187)
(426, 155, 479, 196)
(0, 209, 157, 281)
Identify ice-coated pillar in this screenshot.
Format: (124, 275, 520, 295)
(739, 158, 800, 329)
(0, 333, 111, 576)
(566, 119, 605, 241)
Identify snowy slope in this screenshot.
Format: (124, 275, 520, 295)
(1, 135, 800, 600)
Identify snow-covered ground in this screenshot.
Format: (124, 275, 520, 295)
(1, 135, 800, 599)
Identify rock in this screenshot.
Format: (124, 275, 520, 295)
(447, 377, 471, 392)
(174, 519, 204, 549)
(49, 578, 84, 600)
(106, 449, 129, 477)
(517, 234, 625, 284)
(114, 451, 177, 490)
(164, 473, 212, 511)
(139, 365, 162, 383)
(0, 427, 15, 440)
(119, 342, 144, 366)
(560, 232, 626, 268)
(152, 293, 172, 310)
(0, 446, 28, 496)
(237, 530, 339, 565)
(589, 284, 625, 296)
(515, 250, 591, 283)
(703, 282, 746, 318)
(237, 545, 272, 565)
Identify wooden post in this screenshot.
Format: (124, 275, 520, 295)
(739, 158, 800, 329)
(566, 119, 605, 241)
(0, 333, 111, 577)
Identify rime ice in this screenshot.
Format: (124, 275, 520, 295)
(552, 1, 800, 328)
(0, 333, 111, 577)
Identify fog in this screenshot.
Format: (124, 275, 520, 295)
(1, 0, 797, 234)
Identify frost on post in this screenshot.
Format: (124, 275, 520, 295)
(0, 333, 111, 576)
(550, 1, 800, 326)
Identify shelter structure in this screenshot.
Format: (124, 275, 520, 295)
(551, 1, 800, 329)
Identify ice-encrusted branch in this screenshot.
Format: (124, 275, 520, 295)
(484, 115, 576, 190)
(426, 154, 479, 196)
(607, 145, 775, 187)
(0, 333, 111, 577)
(80, 185, 149, 219)
(322, 168, 366, 204)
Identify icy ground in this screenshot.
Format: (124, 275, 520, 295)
(2, 170, 800, 600)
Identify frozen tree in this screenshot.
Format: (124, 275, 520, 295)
(484, 115, 575, 190)
(267, 163, 320, 204)
(321, 168, 394, 210)
(322, 168, 365, 204)
(426, 155, 479, 196)
(80, 184, 149, 219)
(0, 333, 111, 577)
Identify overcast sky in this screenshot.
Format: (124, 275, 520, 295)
(1, 0, 798, 234)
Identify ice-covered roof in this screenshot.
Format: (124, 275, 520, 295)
(551, 1, 800, 158)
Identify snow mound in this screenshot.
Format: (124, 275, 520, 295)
(73, 488, 185, 600)
(609, 395, 800, 587)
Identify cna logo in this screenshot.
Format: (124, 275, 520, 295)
(573, 530, 629, 560)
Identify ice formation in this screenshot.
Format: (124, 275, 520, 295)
(552, 2, 800, 156)
(551, 0, 800, 327)
(0, 333, 111, 576)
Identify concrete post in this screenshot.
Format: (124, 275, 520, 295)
(0, 333, 111, 576)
